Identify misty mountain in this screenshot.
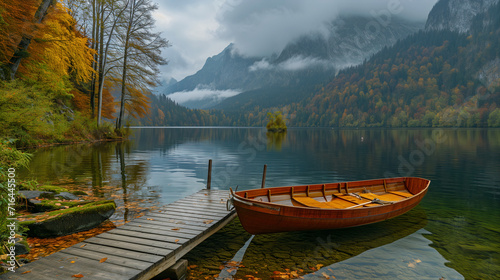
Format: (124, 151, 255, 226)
(425, 0, 499, 33)
(152, 77, 178, 95)
(164, 16, 424, 109)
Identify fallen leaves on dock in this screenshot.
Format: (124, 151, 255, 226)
(99, 257, 108, 263)
(203, 219, 214, 224)
(71, 274, 84, 278)
(19, 220, 116, 262)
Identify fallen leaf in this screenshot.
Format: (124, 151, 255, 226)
(80, 244, 86, 248)
(322, 272, 330, 279)
(100, 258, 107, 263)
(71, 261, 75, 263)
(203, 219, 214, 224)
(72, 274, 84, 278)
(415, 259, 421, 263)
(408, 263, 415, 268)
(171, 228, 181, 231)
(174, 239, 179, 243)
(146, 218, 154, 221)
(21, 271, 31, 274)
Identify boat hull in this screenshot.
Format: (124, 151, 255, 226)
(232, 177, 430, 234)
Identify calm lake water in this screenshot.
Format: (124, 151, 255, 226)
(20, 127, 500, 279)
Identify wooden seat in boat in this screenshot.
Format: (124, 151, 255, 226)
(293, 197, 334, 208)
(389, 191, 413, 198)
(358, 192, 404, 202)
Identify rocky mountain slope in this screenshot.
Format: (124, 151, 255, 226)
(164, 16, 424, 109)
(425, 0, 499, 33)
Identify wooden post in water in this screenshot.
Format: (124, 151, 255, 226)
(261, 164, 267, 189)
(207, 159, 212, 189)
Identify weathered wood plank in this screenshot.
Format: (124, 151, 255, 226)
(74, 242, 163, 263)
(55, 252, 142, 278)
(121, 223, 198, 239)
(0, 190, 236, 280)
(128, 217, 211, 231)
(139, 211, 224, 223)
(183, 195, 229, 203)
(83, 237, 173, 256)
(109, 228, 190, 245)
(126, 220, 205, 235)
(61, 246, 154, 271)
(163, 203, 231, 214)
(147, 208, 225, 219)
(162, 205, 229, 215)
(93, 232, 182, 251)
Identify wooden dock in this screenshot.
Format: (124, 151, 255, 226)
(1, 189, 236, 280)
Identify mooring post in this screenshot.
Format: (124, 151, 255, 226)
(207, 159, 212, 190)
(261, 164, 267, 189)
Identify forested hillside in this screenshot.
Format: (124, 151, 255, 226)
(145, 2, 500, 128)
(268, 2, 500, 127)
(0, 0, 167, 147)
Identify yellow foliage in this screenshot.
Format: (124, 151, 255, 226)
(39, 3, 95, 83)
(19, 2, 95, 84)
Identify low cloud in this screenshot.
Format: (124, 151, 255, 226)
(167, 86, 241, 104)
(249, 59, 273, 71)
(216, 0, 438, 57)
(279, 56, 333, 71)
(249, 56, 334, 72)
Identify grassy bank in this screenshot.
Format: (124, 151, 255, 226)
(0, 81, 124, 148)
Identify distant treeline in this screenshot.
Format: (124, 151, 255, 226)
(139, 3, 500, 128)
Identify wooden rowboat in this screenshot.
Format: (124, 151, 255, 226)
(231, 177, 430, 234)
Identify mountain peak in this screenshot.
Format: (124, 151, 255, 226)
(425, 0, 499, 33)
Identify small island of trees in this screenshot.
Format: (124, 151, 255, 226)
(266, 111, 287, 132)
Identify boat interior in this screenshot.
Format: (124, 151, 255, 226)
(236, 178, 422, 209)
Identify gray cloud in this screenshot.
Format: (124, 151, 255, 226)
(154, 0, 438, 80)
(216, 0, 437, 57)
(168, 86, 241, 104)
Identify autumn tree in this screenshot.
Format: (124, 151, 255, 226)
(0, 0, 38, 77)
(5, 0, 56, 80)
(115, 0, 168, 129)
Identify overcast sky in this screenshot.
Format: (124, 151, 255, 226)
(153, 0, 439, 82)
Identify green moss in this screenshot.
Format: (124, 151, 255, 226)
(21, 200, 116, 237)
(37, 199, 90, 212)
(71, 190, 88, 196)
(45, 200, 115, 217)
(19, 220, 36, 227)
(38, 185, 68, 193)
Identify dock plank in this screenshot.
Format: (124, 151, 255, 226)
(73, 242, 163, 263)
(0, 189, 235, 280)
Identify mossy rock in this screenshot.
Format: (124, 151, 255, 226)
(71, 190, 88, 196)
(38, 185, 69, 194)
(20, 200, 116, 238)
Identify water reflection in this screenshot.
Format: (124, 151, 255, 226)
(185, 207, 428, 279)
(266, 131, 287, 151)
(19, 127, 500, 279)
(301, 229, 464, 280)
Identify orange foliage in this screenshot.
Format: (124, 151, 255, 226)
(124, 85, 151, 119)
(102, 82, 117, 119)
(0, 0, 38, 63)
(72, 89, 91, 116)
